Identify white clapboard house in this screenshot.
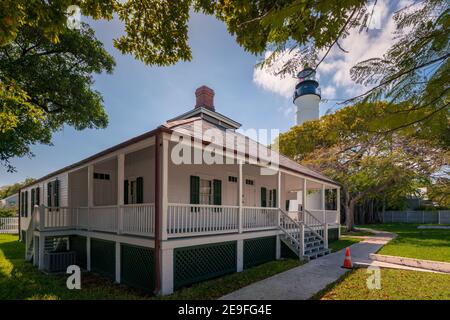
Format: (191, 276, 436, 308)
(18, 86, 341, 295)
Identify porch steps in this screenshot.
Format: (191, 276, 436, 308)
(302, 231, 330, 261)
(279, 209, 331, 262)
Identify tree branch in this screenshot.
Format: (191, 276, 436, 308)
(314, 8, 358, 71)
(341, 53, 450, 104)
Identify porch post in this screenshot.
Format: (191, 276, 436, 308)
(303, 178, 307, 212)
(161, 135, 169, 240)
(33, 235, 39, 267)
(86, 236, 91, 271)
(322, 184, 326, 224)
(38, 235, 45, 271)
(160, 247, 174, 295)
(115, 242, 121, 283)
(277, 171, 281, 209)
(322, 184, 328, 249)
(236, 239, 244, 272)
(87, 164, 94, 230)
(117, 153, 125, 234)
(337, 187, 341, 227)
(238, 161, 243, 233)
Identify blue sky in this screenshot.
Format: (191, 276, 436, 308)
(1, 1, 399, 186)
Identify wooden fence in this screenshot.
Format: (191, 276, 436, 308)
(382, 211, 450, 224)
(0, 217, 19, 234)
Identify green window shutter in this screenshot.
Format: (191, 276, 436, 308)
(25, 191, 28, 217)
(285, 200, 289, 211)
(124, 180, 129, 205)
(261, 187, 267, 207)
(20, 193, 22, 217)
(54, 180, 60, 207)
(213, 179, 222, 205)
(36, 187, 40, 205)
(190, 176, 200, 204)
(272, 189, 277, 208)
(20, 192, 23, 217)
(136, 177, 144, 204)
(31, 188, 35, 209)
(47, 182, 52, 207)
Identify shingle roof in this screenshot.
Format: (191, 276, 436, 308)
(164, 117, 339, 186)
(21, 111, 339, 189)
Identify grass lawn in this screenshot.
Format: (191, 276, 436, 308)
(329, 236, 363, 252)
(314, 268, 450, 300)
(357, 224, 450, 263)
(0, 234, 148, 300)
(0, 234, 302, 300)
(340, 226, 374, 237)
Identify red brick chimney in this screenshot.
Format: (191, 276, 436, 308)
(195, 85, 215, 110)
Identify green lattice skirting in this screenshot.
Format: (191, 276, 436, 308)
(243, 236, 276, 269)
(328, 227, 340, 242)
(69, 235, 87, 269)
(121, 244, 155, 292)
(174, 241, 237, 289)
(90, 238, 115, 279)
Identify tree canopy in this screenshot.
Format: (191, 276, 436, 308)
(277, 102, 448, 230)
(0, 177, 35, 199)
(0, 1, 448, 172)
(0, 23, 115, 171)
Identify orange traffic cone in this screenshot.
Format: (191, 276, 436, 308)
(342, 247, 353, 269)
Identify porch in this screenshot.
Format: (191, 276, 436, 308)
(24, 132, 340, 295)
(30, 136, 339, 239)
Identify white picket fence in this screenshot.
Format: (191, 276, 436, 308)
(382, 210, 450, 224)
(0, 217, 19, 234)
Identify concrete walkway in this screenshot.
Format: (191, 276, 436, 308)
(220, 230, 395, 300)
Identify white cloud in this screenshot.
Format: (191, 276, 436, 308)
(321, 86, 336, 99)
(253, 0, 405, 100)
(252, 51, 298, 98)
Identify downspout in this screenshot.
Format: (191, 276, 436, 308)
(154, 132, 161, 294)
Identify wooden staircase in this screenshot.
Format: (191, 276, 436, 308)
(278, 209, 330, 261)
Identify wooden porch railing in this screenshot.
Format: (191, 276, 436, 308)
(167, 204, 280, 238)
(242, 207, 278, 230)
(167, 204, 239, 237)
(37, 204, 155, 237)
(303, 209, 339, 225)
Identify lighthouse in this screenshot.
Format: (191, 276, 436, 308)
(293, 68, 321, 125)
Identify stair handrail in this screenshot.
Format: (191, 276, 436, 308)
(302, 209, 323, 226)
(278, 209, 304, 256)
(302, 209, 325, 242)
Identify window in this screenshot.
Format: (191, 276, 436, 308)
(190, 176, 222, 206)
(245, 179, 254, 186)
(269, 189, 277, 208)
(124, 177, 144, 204)
(94, 172, 110, 180)
(228, 176, 237, 183)
(47, 180, 59, 208)
(200, 179, 212, 204)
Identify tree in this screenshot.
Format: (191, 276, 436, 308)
(427, 174, 450, 208)
(277, 102, 448, 230)
(0, 23, 115, 171)
(0, 177, 35, 199)
(0, 0, 192, 66)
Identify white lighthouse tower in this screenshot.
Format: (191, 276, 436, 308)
(293, 68, 321, 125)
